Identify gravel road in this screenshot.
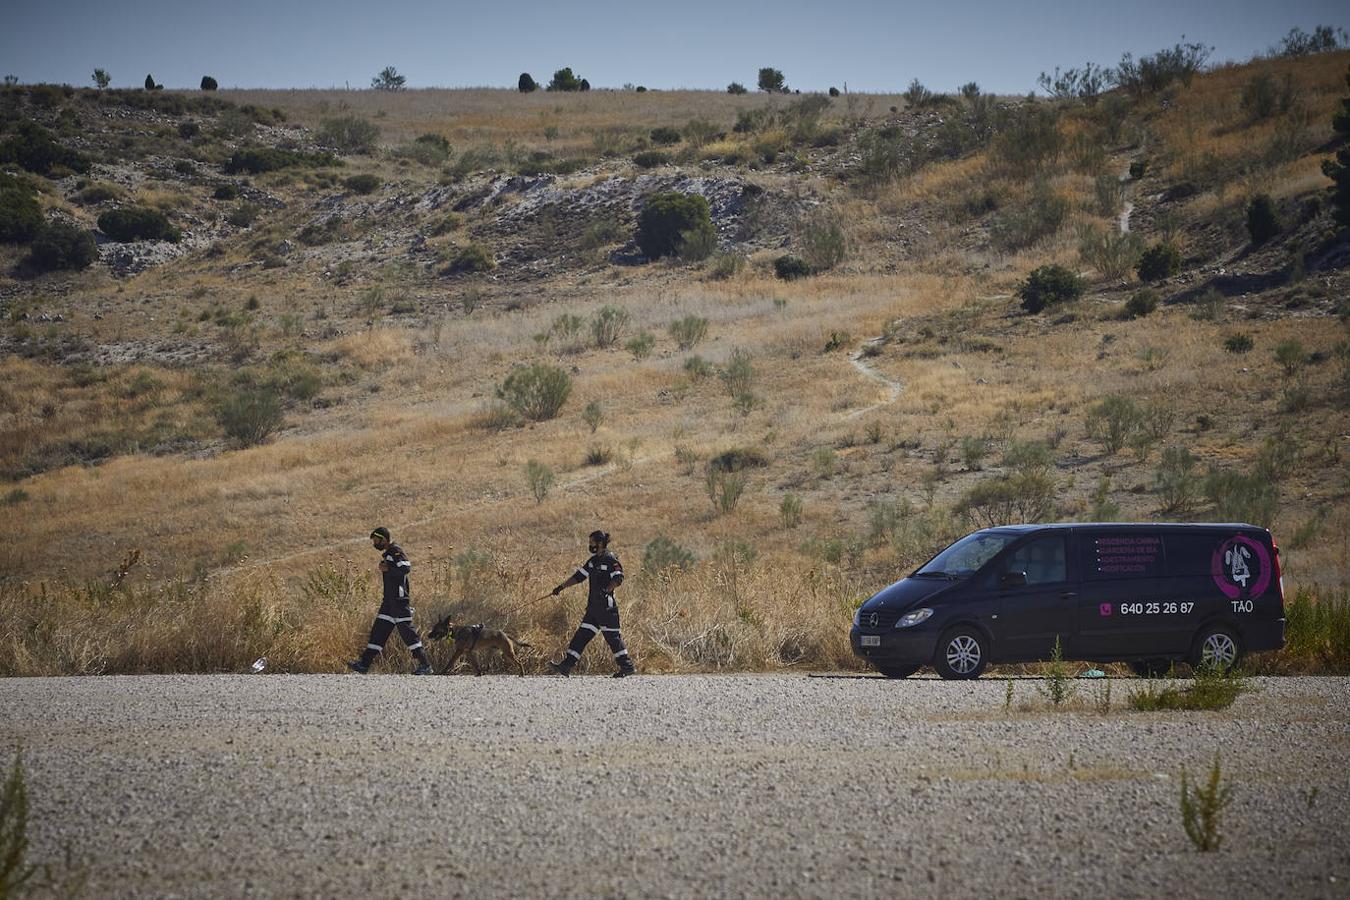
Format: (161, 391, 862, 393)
(2, 674, 1348, 898)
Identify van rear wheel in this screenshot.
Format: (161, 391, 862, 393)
(1189, 625, 1242, 672)
(874, 662, 920, 679)
(933, 627, 988, 680)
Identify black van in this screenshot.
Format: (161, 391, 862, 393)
(851, 523, 1285, 679)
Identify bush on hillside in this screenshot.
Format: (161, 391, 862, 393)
(1114, 41, 1211, 98)
(442, 244, 495, 274)
(799, 210, 847, 273)
(27, 222, 97, 272)
(1018, 264, 1083, 313)
(97, 206, 181, 243)
(343, 173, 381, 195)
(1246, 194, 1281, 246)
(496, 364, 572, 421)
(518, 73, 537, 93)
(1137, 242, 1181, 281)
(727, 82, 748, 95)
(215, 386, 283, 447)
(1123, 289, 1159, 319)
(547, 68, 585, 92)
(773, 255, 811, 280)
(0, 122, 91, 175)
(0, 177, 43, 243)
(633, 150, 669, 169)
(222, 147, 339, 175)
(315, 115, 380, 154)
(637, 192, 712, 261)
(650, 126, 681, 146)
(643, 536, 696, 573)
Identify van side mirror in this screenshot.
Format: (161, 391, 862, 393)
(999, 571, 1028, 589)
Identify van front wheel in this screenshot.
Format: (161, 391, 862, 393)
(934, 627, 988, 680)
(1189, 625, 1242, 672)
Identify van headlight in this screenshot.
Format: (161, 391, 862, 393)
(853, 607, 863, 626)
(896, 608, 933, 629)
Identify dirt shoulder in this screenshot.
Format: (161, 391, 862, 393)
(2, 674, 1347, 898)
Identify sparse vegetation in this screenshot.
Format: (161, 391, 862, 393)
(497, 364, 572, 421)
(1018, 264, 1083, 313)
(1179, 754, 1233, 852)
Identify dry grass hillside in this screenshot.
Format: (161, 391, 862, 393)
(1, 44, 1347, 675)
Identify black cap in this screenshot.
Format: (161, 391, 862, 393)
(589, 530, 609, 545)
(370, 526, 391, 541)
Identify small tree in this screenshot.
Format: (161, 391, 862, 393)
(372, 66, 406, 91)
(1086, 395, 1142, 454)
(1246, 194, 1281, 246)
(200, 75, 218, 91)
(28, 222, 97, 272)
(1018, 264, 1083, 313)
(757, 67, 786, 93)
(644, 536, 696, 573)
(637, 192, 712, 261)
(143, 74, 162, 91)
(92, 68, 110, 90)
(518, 72, 537, 93)
(316, 115, 381, 153)
(547, 68, 584, 92)
(727, 82, 748, 95)
(215, 386, 283, 447)
(1322, 64, 1350, 227)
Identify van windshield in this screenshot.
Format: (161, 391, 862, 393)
(915, 531, 1020, 579)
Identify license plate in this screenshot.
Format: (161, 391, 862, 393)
(861, 635, 881, 647)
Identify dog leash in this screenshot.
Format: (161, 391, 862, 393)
(498, 593, 554, 618)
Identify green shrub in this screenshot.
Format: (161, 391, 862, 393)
(1155, 445, 1202, 514)
(1086, 395, 1142, 454)
(799, 210, 847, 272)
(316, 115, 380, 153)
(177, 119, 201, 140)
(1129, 158, 1148, 179)
(1204, 470, 1279, 527)
(200, 75, 218, 91)
(644, 536, 696, 573)
(496, 364, 572, 421)
(708, 446, 769, 473)
(1018, 264, 1083, 313)
(1124, 289, 1159, 319)
(633, 150, 669, 169)
(28, 222, 96, 272)
(706, 467, 748, 514)
(683, 355, 713, 378)
(727, 82, 748, 95)
(0, 180, 42, 243)
(223, 147, 338, 175)
(226, 203, 261, 227)
(955, 469, 1055, 527)
(72, 182, 124, 206)
(780, 493, 803, 528)
(591, 305, 630, 347)
(626, 330, 655, 360)
(637, 192, 712, 260)
(991, 183, 1069, 250)
(547, 67, 586, 92)
(1114, 41, 1210, 98)
(1137, 242, 1181, 281)
(1078, 225, 1142, 280)
(212, 183, 240, 201)
(524, 459, 554, 503)
(214, 386, 283, 447)
(0, 122, 91, 175)
(343, 173, 381, 195)
(1273, 338, 1307, 377)
(518, 73, 537, 93)
(1246, 194, 1281, 246)
(442, 244, 495, 274)
(1223, 333, 1253, 354)
(991, 103, 1062, 175)
(649, 126, 681, 145)
(393, 133, 452, 166)
(773, 254, 811, 280)
(757, 68, 786, 93)
(678, 221, 717, 262)
(708, 252, 744, 280)
(669, 314, 709, 350)
(97, 206, 180, 242)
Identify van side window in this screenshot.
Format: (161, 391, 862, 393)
(1004, 536, 1067, 585)
(1164, 534, 1220, 576)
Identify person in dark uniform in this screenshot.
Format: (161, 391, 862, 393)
(549, 530, 636, 678)
(347, 527, 433, 675)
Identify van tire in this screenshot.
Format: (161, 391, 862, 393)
(1129, 658, 1173, 678)
(933, 627, 988, 680)
(874, 662, 920, 679)
(1188, 624, 1243, 672)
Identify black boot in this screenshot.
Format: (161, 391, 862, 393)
(549, 657, 575, 677)
(346, 660, 370, 674)
(613, 662, 636, 678)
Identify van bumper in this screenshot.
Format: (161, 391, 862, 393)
(850, 626, 938, 667)
(1244, 618, 1286, 653)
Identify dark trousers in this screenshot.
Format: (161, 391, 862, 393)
(359, 599, 429, 666)
(562, 608, 633, 671)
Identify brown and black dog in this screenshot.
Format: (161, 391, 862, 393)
(427, 615, 531, 676)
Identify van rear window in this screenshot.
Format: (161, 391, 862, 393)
(1085, 532, 1164, 578)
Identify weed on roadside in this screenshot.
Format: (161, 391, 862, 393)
(1180, 753, 1232, 852)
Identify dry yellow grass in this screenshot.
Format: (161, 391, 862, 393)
(3, 53, 1347, 676)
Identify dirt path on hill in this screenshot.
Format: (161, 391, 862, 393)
(845, 336, 904, 420)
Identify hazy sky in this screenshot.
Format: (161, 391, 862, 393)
(2, 0, 1345, 93)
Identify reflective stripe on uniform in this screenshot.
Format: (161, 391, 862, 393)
(566, 649, 581, 659)
(366, 643, 383, 651)
(408, 642, 423, 651)
(580, 623, 600, 634)
(613, 649, 629, 659)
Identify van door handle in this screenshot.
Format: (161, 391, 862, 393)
(1060, 592, 1077, 601)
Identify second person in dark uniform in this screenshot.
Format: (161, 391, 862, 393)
(549, 530, 636, 678)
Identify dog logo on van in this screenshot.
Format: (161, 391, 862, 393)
(1211, 536, 1271, 600)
